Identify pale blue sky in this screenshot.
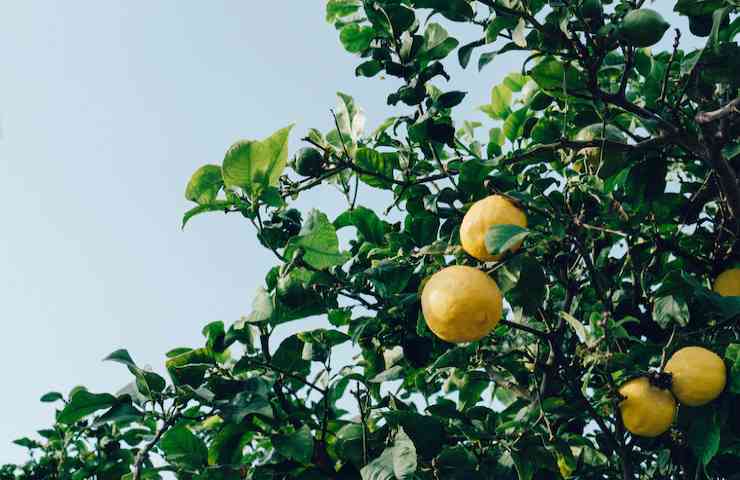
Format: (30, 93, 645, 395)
(0, 2, 693, 463)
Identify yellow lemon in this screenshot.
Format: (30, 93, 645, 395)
(665, 346, 726, 406)
(421, 265, 503, 343)
(618, 377, 676, 437)
(713, 268, 740, 296)
(460, 195, 527, 262)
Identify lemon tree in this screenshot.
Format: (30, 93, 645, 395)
(5, 1, 740, 480)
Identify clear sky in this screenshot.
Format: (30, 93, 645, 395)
(0, 1, 695, 464)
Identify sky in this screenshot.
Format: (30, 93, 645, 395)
(0, 1, 697, 465)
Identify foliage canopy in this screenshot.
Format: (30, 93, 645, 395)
(4, 1, 740, 479)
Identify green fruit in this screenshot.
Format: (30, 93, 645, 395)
(574, 124, 627, 177)
(619, 9, 670, 47)
(277, 275, 308, 308)
(689, 15, 713, 37)
(580, 0, 603, 20)
(291, 148, 324, 177)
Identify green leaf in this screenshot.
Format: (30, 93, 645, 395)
(422, 23, 459, 61)
(458, 39, 484, 68)
(340, 24, 374, 53)
(726, 343, 740, 393)
(326, 0, 361, 23)
(369, 365, 405, 383)
(185, 164, 223, 205)
(529, 57, 586, 94)
(222, 124, 294, 197)
(181, 200, 237, 229)
(506, 256, 546, 315)
(246, 287, 274, 324)
(355, 148, 395, 189)
(413, 0, 475, 22)
(58, 389, 117, 424)
(437, 91, 467, 108)
(272, 425, 314, 464)
(481, 84, 512, 120)
(486, 15, 518, 43)
(561, 312, 590, 346)
(392, 429, 417, 479)
(285, 210, 349, 269)
(511, 450, 536, 480)
(160, 425, 208, 469)
(335, 206, 388, 244)
(40, 392, 63, 403)
(653, 295, 690, 329)
(383, 411, 445, 458)
(430, 345, 475, 369)
(484, 224, 530, 256)
(689, 410, 721, 466)
(361, 448, 395, 480)
(94, 396, 143, 426)
(272, 335, 310, 378)
(503, 107, 529, 141)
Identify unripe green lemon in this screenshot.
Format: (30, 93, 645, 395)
(580, 0, 603, 20)
(276, 275, 308, 308)
(291, 148, 324, 177)
(619, 9, 670, 47)
(574, 124, 627, 177)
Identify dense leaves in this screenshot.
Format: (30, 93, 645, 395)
(5, 1, 740, 480)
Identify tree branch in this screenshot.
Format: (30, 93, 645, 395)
(696, 97, 740, 124)
(132, 410, 182, 480)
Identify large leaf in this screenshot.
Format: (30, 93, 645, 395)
(383, 411, 445, 458)
(272, 425, 314, 464)
(529, 56, 586, 94)
(689, 410, 721, 466)
(335, 206, 388, 244)
(222, 124, 294, 197)
(726, 343, 740, 394)
(58, 390, 117, 425)
(284, 210, 349, 269)
(340, 24, 374, 53)
(653, 296, 690, 329)
(392, 429, 417, 479)
(412, 0, 474, 22)
(185, 164, 223, 205)
(355, 148, 395, 189)
(160, 425, 208, 469)
(480, 84, 512, 120)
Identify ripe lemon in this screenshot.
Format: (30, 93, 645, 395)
(460, 195, 527, 262)
(664, 346, 726, 406)
(421, 265, 503, 343)
(713, 268, 740, 296)
(618, 377, 676, 437)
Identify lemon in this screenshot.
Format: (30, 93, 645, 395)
(573, 124, 627, 177)
(618, 377, 676, 437)
(713, 268, 740, 296)
(665, 346, 726, 406)
(619, 9, 670, 48)
(290, 148, 324, 177)
(460, 195, 528, 262)
(421, 265, 503, 343)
